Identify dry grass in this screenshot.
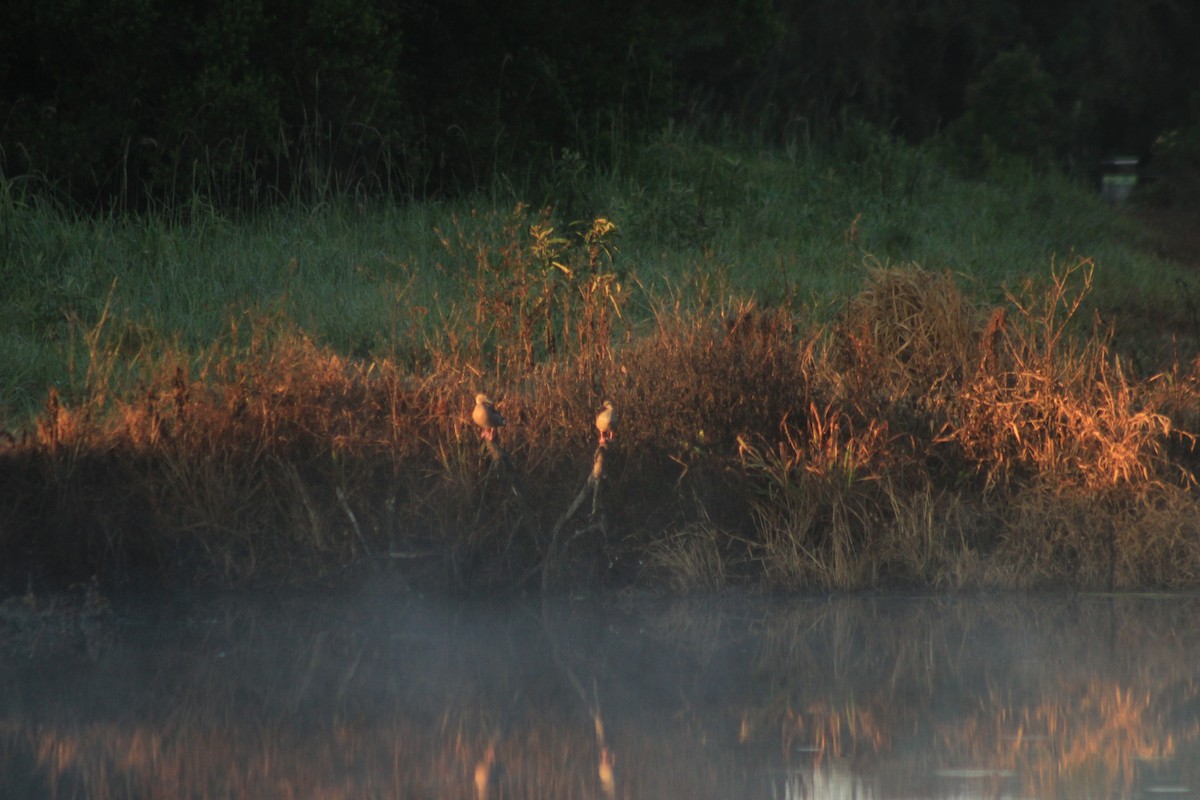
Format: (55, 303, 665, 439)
(729, 258, 1200, 590)
(638, 518, 743, 593)
(2, 234, 1200, 591)
(942, 261, 1176, 491)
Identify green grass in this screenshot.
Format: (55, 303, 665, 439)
(1, 125, 1191, 428)
(4, 124, 1200, 592)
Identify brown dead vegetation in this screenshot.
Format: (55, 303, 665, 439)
(3, 248, 1200, 593)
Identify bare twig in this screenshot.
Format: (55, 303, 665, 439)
(543, 442, 611, 591)
(336, 486, 371, 556)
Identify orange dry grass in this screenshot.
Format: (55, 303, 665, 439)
(835, 262, 979, 406)
(940, 260, 1176, 491)
(739, 258, 1200, 589)
(2, 258, 1199, 590)
(834, 258, 1180, 492)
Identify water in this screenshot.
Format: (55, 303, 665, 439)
(3, 587, 1199, 799)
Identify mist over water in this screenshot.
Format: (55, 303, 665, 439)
(3, 586, 1198, 799)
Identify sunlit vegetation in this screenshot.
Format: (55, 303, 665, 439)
(3, 134, 1200, 591)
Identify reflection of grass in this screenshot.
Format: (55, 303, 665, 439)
(2, 700, 771, 799)
(942, 678, 1178, 798)
(4, 594, 1200, 798)
(726, 595, 1200, 796)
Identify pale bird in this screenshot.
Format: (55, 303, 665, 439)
(595, 400, 616, 445)
(472, 394, 504, 441)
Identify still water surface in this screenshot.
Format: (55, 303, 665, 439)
(2, 587, 1199, 799)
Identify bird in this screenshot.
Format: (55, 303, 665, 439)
(472, 393, 505, 442)
(595, 400, 616, 445)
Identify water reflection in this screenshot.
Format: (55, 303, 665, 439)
(2, 589, 1198, 798)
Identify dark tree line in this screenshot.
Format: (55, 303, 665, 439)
(1, 0, 1197, 211)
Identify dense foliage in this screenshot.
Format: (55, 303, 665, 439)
(3, 0, 1198, 211)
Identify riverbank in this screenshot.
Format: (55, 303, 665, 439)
(3, 135, 1199, 595)
(3, 257, 1199, 594)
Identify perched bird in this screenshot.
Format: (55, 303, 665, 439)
(472, 393, 505, 442)
(595, 400, 616, 445)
